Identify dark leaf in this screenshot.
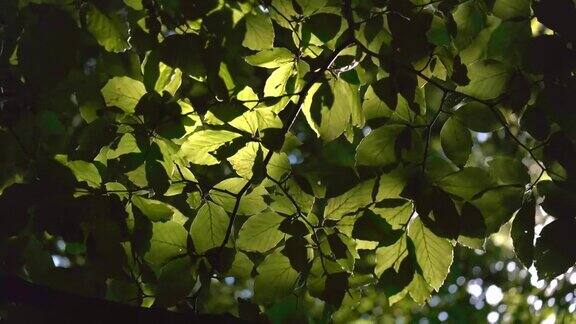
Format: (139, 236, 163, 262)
(352, 210, 403, 245)
(534, 218, 576, 280)
(511, 194, 535, 268)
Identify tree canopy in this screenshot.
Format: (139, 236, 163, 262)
(1, 0, 576, 322)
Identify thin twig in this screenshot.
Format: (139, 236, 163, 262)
(422, 91, 448, 171)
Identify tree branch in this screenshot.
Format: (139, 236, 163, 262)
(422, 91, 448, 171)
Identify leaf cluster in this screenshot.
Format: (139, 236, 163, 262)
(1, 0, 576, 320)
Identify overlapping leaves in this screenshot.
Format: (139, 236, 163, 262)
(1, 0, 576, 320)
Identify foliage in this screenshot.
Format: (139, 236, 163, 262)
(1, 0, 576, 321)
(200, 234, 576, 323)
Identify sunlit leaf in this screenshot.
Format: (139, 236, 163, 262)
(324, 179, 375, 220)
(254, 252, 299, 303)
(190, 201, 230, 253)
(180, 130, 241, 165)
(409, 218, 453, 291)
(457, 60, 511, 100)
(132, 196, 174, 222)
(237, 211, 285, 253)
(86, 4, 129, 53)
(355, 125, 404, 166)
(146, 221, 188, 266)
(101, 77, 146, 113)
(375, 235, 408, 277)
(243, 13, 275, 51)
(245, 48, 295, 68)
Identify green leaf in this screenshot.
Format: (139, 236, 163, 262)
(101, 76, 146, 113)
(243, 13, 274, 51)
(458, 236, 486, 250)
(374, 235, 408, 277)
(55, 155, 101, 188)
(123, 0, 142, 10)
(362, 84, 394, 121)
(230, 108, 283, 135)
(254, 252, 299, 303)
(376, 168, 410, 200)
(228, 142, 290, 181)
(324, 179, 375, 220)
(236, 86, 259, 109)
(457, 60, 511, 100)
(190, 201, 229, 253)
(132, 196, 174, 222)
(427, 15, 451, 47)
(371, 199, 413, 230)
(488, 157, 530, 185)
(106, 279, 139, 304)
(493, 0, 531, 20)
(355, 125, 404, 166)
(454, 101, 502, 132)
(154, 63, 182, 96)
(440, 117, 472, 167)
(409, 218, 453, 291)
(322, 272, 350, 307)
(245, 48, 294, 68)
(86, 4, 129, 52)
(145, 160, 170, 195)
(146, 221, 188, 266)
(408, 273, 433, 305)
(302, 79, 357, 142)
(471, 186, 524, 234)
(326, 233, 357, 272)
(264, 63, 294, 98)
(453, 0, 486, 49)
(180, 130, 241, 165)
(7, 0, 576, 312)
(270, 179, 315, 216)
(226, 252, 254, 280)
(511, 195, 535, 268)
(107, 133, 140, 159)
(237, 211, 285, 253)
(487, 21, 531, 64)
(437, 167, 495, 200)
(154, 257, 196, 307)
(209, 178, 268, 216)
